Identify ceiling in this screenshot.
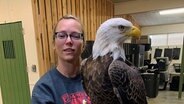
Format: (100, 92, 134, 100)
(112, 0, 184, 27)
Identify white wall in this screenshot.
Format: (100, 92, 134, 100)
(0, 0, 40, 101)
(142, 23, 184, 35)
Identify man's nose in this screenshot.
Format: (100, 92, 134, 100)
(65, 35, 73, 43)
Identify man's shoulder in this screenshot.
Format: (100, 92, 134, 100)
(31, 67, 58, 104)
(34, 67, 57, 87)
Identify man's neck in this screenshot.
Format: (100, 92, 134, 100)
(57, 60, 80, 78)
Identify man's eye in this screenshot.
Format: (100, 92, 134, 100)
(71, 35, 80, 39)
(57, 33, 66, 38)
(70, 33, 81, 39)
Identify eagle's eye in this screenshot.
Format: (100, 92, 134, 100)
(118, 25, 125, 30)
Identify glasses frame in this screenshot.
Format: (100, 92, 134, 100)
(54, 31, 83, 41)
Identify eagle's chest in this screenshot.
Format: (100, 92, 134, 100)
(86, 56, 112, 87)
(84, 55, 120, 103)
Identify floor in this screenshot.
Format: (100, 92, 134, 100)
(148, 90, 184, 104)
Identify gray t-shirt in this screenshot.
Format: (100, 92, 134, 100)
(31, 67, 90, 104)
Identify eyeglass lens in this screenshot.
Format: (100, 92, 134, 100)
(55, 31, 82, 40)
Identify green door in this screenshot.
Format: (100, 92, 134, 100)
(0, 22, 30, 104)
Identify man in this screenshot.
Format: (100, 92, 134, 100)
(32, 15, 90, 104)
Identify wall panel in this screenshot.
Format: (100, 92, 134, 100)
(31, 0, 114, 76)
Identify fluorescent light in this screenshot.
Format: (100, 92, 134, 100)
(159, 8, 184, 15)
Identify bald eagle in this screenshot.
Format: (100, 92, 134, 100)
(81, 18, 148, 104)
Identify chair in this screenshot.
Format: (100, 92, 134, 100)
(156, 57, 169, 90)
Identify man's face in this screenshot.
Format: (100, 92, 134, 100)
(54, 19, 83, 62)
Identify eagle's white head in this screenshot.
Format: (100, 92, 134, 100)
(92, 18, 141, 61)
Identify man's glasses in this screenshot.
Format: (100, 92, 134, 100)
(54, 31, 83, 40)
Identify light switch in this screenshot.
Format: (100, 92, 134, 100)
(31, 65, 37, 72)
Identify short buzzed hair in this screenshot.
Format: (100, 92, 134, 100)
(53, 15, 84, 41)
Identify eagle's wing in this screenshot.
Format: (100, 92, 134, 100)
(108, 59, 148, 104)
(81, 55, 120, 104)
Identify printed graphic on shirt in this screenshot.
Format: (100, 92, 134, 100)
(61, 91, 91, 104)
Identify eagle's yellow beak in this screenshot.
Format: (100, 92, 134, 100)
(127, 26, 141, 38)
